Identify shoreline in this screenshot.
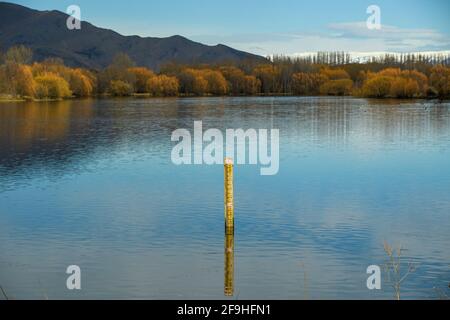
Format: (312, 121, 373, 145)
(1, 94, 449, 103)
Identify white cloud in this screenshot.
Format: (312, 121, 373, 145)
(328, 22, 450, 51)
(191, 22, 450, 55)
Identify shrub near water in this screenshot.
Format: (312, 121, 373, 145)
(0, 62, 36, 98)
(319, 68, 353, 96)
(31, 60, 95, 98)
(175, 68, 228, 96)
(128, 67, 155, 93)
(243, 75, 261, 95)
(390, 78, 419, 98)
(253, 64, 280, 94)
(291, 72, 327, 95)
(146, 75, 179, 96)
(430, 65, 450, 97)
(11, 64, 36, 98)
(1, 46, 450, 100)
(109, 80, 133, 96)
(362, 76, 393, 98)
(69, 69, 94, 97)
(219, 66, 261, 95)
(320, 79, 353, 96)
(35, 72, 72, 99)
(202, 69, 228, 95)
(361, 68, 428, 98)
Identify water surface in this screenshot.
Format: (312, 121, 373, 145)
(0, 97, 449, 299)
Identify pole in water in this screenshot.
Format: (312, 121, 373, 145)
(224, 157, 234, 233)
(224, 232, 234, 296)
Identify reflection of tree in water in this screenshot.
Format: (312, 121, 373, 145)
(0, 100, 96, 189)
(1, 97, 449, 190)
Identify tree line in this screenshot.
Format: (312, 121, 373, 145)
(1, 45, 449, 100)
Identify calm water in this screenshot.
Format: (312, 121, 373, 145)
(0, 97, 449, 299)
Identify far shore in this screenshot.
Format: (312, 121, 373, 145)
(1, 94, 449, 104)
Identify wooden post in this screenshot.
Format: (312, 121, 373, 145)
(224, 158, 234, 234)
(224, 232, 234, 296)
(224, 157, 234, 296)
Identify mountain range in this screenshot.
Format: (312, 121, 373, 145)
(0, 2, 267, 70)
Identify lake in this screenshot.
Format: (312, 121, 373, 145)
(0, 97, 449, 299)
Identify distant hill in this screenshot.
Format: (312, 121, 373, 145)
(0, 2, 267, 70)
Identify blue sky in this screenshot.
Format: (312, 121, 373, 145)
(7, 0, 450, 55)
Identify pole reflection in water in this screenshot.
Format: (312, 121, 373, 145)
(224, 230, 234, 296)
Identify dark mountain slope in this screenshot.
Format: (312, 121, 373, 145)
(0, 2, 267, 70)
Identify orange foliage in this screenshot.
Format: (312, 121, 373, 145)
(376, 68, 402, 78)
(35, 72, 72, 99)
(220, 66, 246, 94)
(202, 69, 228, 95)
(430, 65, 450, 97)
(362, 68, 428, 98)
(9, 63, 36, 98)
(243, 75, 261, 95)
(253, 64, 280, 94)
(362, 76, 393, 98)
(177, 68, 219, 95)
(320, 79, 353, 96)
(128, 67, 155, 93)
(146, 75, 179, 96)
(292, 72, 327, 95)
(108, 80, 133, 96)
(390, 78, 419, 98)
(320, 68, 351, 80)
(1, 45, 449, 100)
(70, 68, 94, 97)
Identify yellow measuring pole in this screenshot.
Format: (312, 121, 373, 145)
(224, 232, 234, 296)
(224, 157, 234, 233)
(224, 158, 234, 296)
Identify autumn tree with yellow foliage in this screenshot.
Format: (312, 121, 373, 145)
(318, 68, 354, 96)
(253, 64, 280, 94)
(0, 46, 449, 100)
(146, 75, 179, 96)
(361, 68, 429, 98)
(291, 72, 327, 95)
(430, 65, 450, 97)
(109, 80, 133, 96)
(128, 67, 155, 93)
(34, 72, 72, 99)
